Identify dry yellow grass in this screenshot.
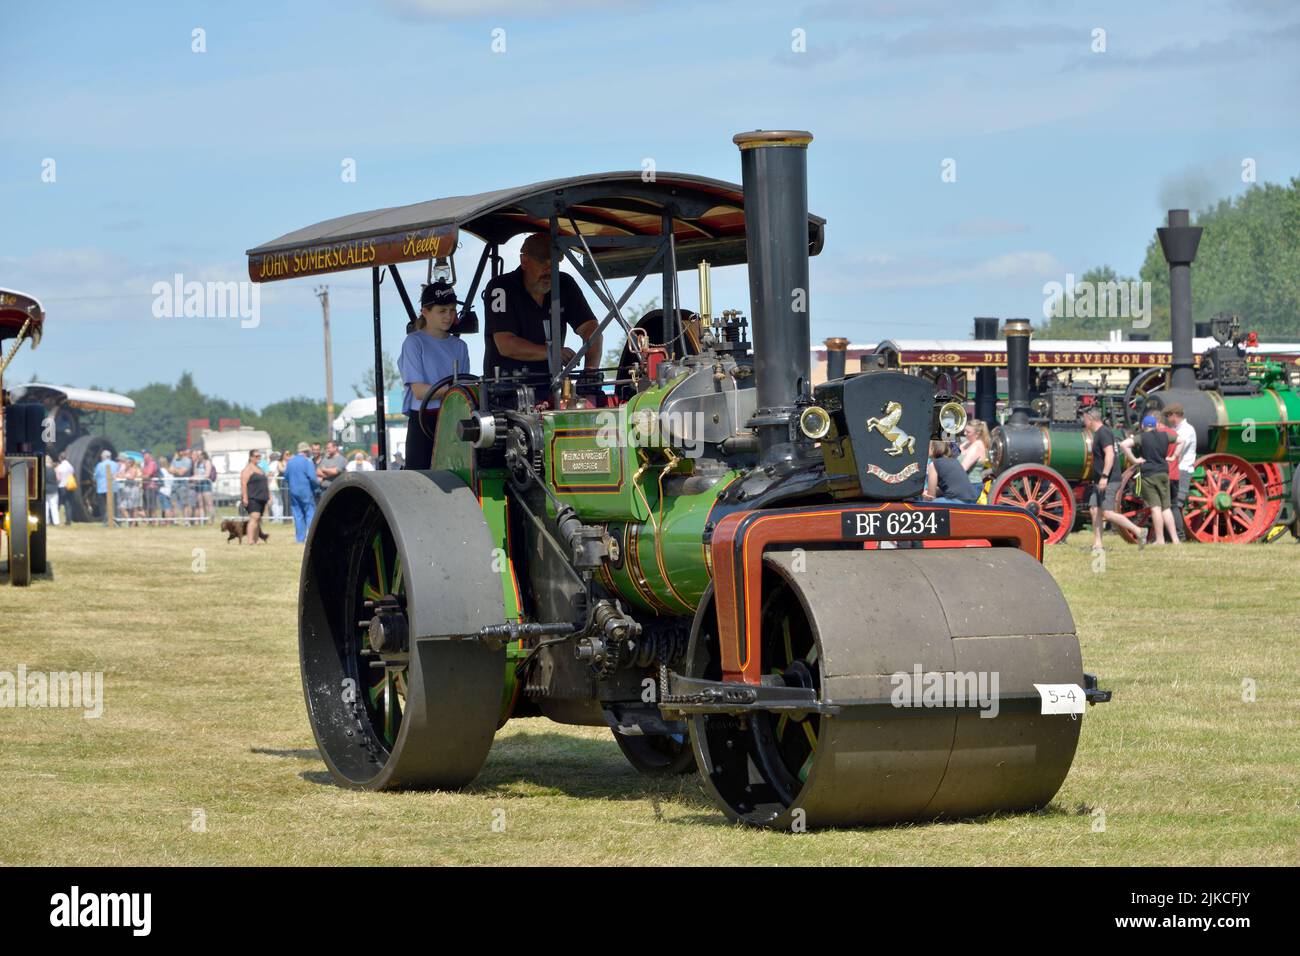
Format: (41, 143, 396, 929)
(1, 522, 1296, 865)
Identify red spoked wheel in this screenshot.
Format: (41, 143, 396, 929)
(1185, 454, 1271, 543)
(1114, 467, 1153, 544)
(1254, 463, 1286, 537)
(989, 464, 1075, 544)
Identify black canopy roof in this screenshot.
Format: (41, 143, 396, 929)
(247, 172, 825, 283)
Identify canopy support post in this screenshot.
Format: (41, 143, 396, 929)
(460, 243, 494, 331)
(661, 210, 678, 359)
(548, 228, 666, 394)
(548, 213, 563, 407)
(372, 266, 388, 469)
(388, 264, 418, 331)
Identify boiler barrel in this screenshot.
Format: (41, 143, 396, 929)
(1147, 387, 1300, 464)
(991, 424, 1094, 481)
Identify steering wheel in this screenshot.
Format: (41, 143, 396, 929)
(417, 373, 480, 441)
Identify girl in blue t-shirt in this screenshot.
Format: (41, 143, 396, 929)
(399, 280, 471, 470)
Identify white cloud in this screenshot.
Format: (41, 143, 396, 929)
(836, 249, 1063, 291)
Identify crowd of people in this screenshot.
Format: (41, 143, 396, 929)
(1083, 403, 1194, 550)
(257, 440, 380, 543)
(924, 406, 1194, 551)
(41, 440, 386, 539)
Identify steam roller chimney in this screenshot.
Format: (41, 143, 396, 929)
(973, 317, 999, 425)
(1157, 209, 1202, 391)
(734, 129, 814, 464)
(824, 336, 848, 380)
(1004, 318, 1033, 425)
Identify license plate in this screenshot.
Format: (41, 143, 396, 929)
(840, 508, 951, 540)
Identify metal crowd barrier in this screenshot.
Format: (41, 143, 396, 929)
(103, 474, 300, 526)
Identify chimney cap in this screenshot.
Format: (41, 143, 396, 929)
(1003, 319, 1033, 338)
(733, 130, 814, 150)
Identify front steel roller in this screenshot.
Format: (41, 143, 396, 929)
(299, 470, 506, 791)
(688, 547, 1083, 828)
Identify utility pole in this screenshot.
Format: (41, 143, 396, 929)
(316, 286, 334, 440)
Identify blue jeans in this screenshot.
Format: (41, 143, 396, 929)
(290, 494, 316, 543)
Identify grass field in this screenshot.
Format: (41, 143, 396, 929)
(2, 520, 1297, 866)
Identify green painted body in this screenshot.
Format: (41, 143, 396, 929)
(432, 386, 525, 720)
(598, 468, 739, 616)
(428, 382, 743, 713)
(1211, 388, 1300, 464)
(537, 375, 738, 616)
(1044, 428, 1092, 482)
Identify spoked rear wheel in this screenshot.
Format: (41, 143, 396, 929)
(1185, 454, 1269, 543)
(989, 464, 1075, 544)
(747, 583, 821, 804)
(687, 572, 822, 825)
(1115, 467, 1153, 544)
(348, 513, 408, 754)
(1254, 463, 1286, 539)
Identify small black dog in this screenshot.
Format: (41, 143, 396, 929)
(221, 518, 269, 544)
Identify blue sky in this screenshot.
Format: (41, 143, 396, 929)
(3, 0, 1297, 408)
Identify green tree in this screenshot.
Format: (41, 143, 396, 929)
(352, 350, 400, 398)
(1039, 177, 1300, 342)
(1037, 265, 1142, 339)
(1137, 178, 1300, 340)
(95, 372, 325, 458)
(101, 371, 257, 458)
(256, 396, 331, 451)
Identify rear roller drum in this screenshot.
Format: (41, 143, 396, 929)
(688, 548, 1084, 829)
(300, 470, 506, 791)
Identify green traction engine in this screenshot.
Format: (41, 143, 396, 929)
(985, 208, 1300, 546)
(259, 131, 1111, 829)
(984, 319, 1109, 545)
(1141, 210, 1300, 543)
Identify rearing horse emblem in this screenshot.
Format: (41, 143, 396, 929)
(865, 401, 915, 457)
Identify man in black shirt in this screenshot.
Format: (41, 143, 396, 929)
(1082, 408, 1144, 551)
(1123, 414, 1178, 546)
(482, 232, 602, 400)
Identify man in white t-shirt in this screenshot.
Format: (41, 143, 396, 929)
(1164, 403, 1198, 542)
(345, 451, 375, 472)
(54, 452, 75, 523)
